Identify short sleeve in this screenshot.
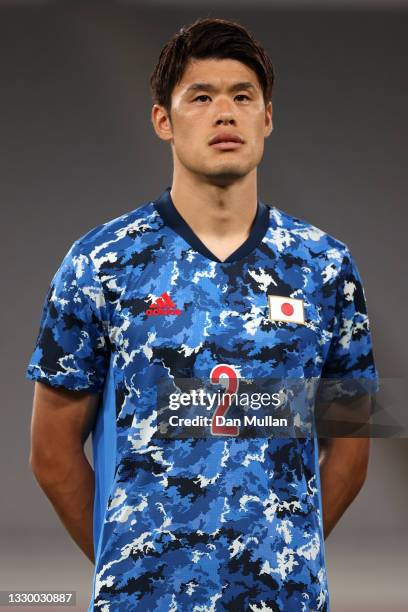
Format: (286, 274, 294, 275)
(25, 241, 110, 393)
(320, 246, 380, 398)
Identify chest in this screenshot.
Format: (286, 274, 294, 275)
(106, 256, 332, 379)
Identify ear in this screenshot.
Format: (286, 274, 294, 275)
(264, 100, 273, 138)
(151, 104, 173, 143)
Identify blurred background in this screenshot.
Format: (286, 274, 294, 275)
(1, 1, 407, 610)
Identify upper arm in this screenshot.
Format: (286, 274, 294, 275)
(29, 381, 100, 469)
(26, 240, 110, 469)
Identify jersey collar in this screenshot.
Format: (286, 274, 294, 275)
(153, 186, 270, 264)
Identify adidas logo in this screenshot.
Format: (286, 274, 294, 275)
(145, 291, 182, 316)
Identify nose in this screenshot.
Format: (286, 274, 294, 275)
(214, 98, 236, 126)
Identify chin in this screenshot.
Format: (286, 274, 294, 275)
(205, 162, 252, 180)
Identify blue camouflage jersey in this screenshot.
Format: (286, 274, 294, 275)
(26, 187, 379, 611)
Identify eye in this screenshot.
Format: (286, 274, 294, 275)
(235, 94, 250, 102)
(193, 95, 211, 103)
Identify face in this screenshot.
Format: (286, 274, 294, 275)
(152, 58, 273, 186)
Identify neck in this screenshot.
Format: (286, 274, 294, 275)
(169, 167, 259, 249)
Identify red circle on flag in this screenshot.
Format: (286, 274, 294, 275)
(281, 302, 294, 316)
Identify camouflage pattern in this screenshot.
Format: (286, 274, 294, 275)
(26, 188, 379, 611)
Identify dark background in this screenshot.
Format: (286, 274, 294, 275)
(1, 1, 407, 610)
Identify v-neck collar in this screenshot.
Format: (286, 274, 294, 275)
(152, 186, 270, 264)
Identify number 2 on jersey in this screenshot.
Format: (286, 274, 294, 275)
(209, 364, 240, 437)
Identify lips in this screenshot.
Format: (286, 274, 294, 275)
(209, 133, 245, 145)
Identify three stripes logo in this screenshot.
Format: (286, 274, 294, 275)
(145, 291, 182, 316)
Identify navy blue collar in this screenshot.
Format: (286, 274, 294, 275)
(153, 186, 270, 263)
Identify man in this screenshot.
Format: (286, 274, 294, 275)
(26, 17, 379, 611)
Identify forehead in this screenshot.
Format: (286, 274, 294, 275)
(174, 57, 261, 91)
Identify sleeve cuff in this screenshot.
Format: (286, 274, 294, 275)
(25, 363, 104, 393)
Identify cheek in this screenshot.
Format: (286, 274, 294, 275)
(173, 115, 203, 145)
(173, 126, 204, 163)
(245, 125, 264, 154)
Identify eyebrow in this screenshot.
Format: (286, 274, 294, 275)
(183, 81, 257, 96)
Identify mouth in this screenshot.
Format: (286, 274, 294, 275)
(209, 133, 245, 151)
(210, 141, 244, 151)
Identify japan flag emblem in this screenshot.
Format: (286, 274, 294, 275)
(268, 295, 305, 325)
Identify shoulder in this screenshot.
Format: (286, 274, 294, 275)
(266, 205, 351, 270)
(65, 199, 162, 274)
